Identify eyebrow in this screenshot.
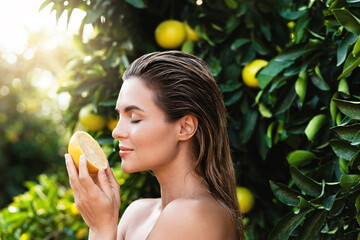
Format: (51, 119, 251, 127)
(115, 105, 144, 113)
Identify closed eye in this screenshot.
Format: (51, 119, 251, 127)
(130, 119, 141, 124)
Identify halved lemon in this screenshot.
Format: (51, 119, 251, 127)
(68, 131, 108, 173)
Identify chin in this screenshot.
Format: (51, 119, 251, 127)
(121, 162, 142, 174)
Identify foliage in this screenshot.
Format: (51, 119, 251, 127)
(0, 163, 156, 239)
(0, 174, 86, 240)
(0, 29, 73, 208)
(17, 0, 360, 239)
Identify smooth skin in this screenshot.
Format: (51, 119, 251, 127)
(65, 77, 236, 240)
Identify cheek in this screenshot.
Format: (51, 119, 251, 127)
(133, 122, 178, 159)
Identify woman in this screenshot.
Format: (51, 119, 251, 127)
(65, 51, 245, 239)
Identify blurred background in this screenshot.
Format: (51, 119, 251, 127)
(1, 0, 360, 239)
(0, 0, 80, 207)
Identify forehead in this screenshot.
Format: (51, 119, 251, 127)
(116, 77, 155, 109)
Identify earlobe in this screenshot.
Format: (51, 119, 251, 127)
(179, 115, 198, 141)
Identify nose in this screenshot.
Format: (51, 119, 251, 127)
(112, 116, 128, 140)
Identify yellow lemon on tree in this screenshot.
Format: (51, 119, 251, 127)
(236, 187, 255, 214)
(76, 227, 88, 239)
(78, 104, 107, 131)
(107, 116, 119, 131)
(20, 233, 31, 240)
(242, 59, 268, 88)
(155, 20, 186, 49)
(68, 131, 108, 174)
(184, 22, 200, 41)
(70, 203, 80, 215)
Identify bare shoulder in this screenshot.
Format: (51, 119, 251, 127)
(148, 197, 236, 240)
(117, 198, 161, 240)
(124, 198, 161, 214)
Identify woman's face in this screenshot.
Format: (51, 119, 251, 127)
(112, 77, 180, 173)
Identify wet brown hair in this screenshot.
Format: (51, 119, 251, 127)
(123, 51, 244, 239)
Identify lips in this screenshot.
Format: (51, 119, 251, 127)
(119, 145, 133, 157)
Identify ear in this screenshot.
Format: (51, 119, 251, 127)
(178, 115, 198, 141)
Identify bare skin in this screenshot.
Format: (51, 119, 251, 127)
(65, 77, 236, 240)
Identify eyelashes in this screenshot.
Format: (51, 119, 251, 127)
(130, 119, 141, 124)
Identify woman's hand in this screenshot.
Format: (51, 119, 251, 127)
(65, 154, 120, 239)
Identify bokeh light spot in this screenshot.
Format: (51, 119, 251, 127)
(16, 102, 27, 113)
(0, 86, 10, 96)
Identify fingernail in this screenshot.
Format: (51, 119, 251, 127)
(80, 155, 86, 162)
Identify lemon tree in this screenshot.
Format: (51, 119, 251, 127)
(25, 0, 360, 239)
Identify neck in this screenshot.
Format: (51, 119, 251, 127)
(153, 147, 209, 210)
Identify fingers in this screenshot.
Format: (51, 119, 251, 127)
(65, 154, 79, 189)
(105, 165, 120, 191)
(65, 154, 82, 200)
(78, 155, 102, 194)
(98, 168, 114, 199)
(104, 166, 121, 205)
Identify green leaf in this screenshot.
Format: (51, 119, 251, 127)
(329, 198, 346, 216)
(279, 7, 307, 20)
(337, 33, 358, 67)
(125, 0, 146, 8)
(338, 78, 350, 95)
(331, 124, 360, 141)
(270, 181, 301, 206)
(239, 110, 258, 144)
(258, 103, 272, 118)
(268, 210, 309, 240)
(207, 56, 222, 76)
(257, 60, 293, 89)
(333, 99, 360, 120)
(330, 139, 359, 160)
(295, 71, 307, 104)
(340, 173, 360, 191)
(332, 8, 360, 35)
(225, 91, 243, 106)
(275, 46, 313, 62)
(86, 1, 110, 24)
(225, 0, 238, 9)
(219, 82, 242, 92)
(349, 151, 360, 172)
(274, 86, 297, 114)
(287, 150, 317, 167)
(353, 130, 360, 145)
(338, 51, 360, 79)
(181, 40, 195, 54)
(311, 66, 330, 91)
(38, 0, 52, 12)
(304, 114, 327, 141)
(230, 38, 250, 50)
(298, 210, 327, 240)
(352, 36, 360, 56)
(290, 167, 322, 197)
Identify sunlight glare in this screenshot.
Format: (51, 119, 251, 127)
(0, 0, 89, 54)
(57, 92, 71, 110)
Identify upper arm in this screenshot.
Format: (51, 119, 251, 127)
(117, 200, 141, 240)
(147, 199, 230, 240)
